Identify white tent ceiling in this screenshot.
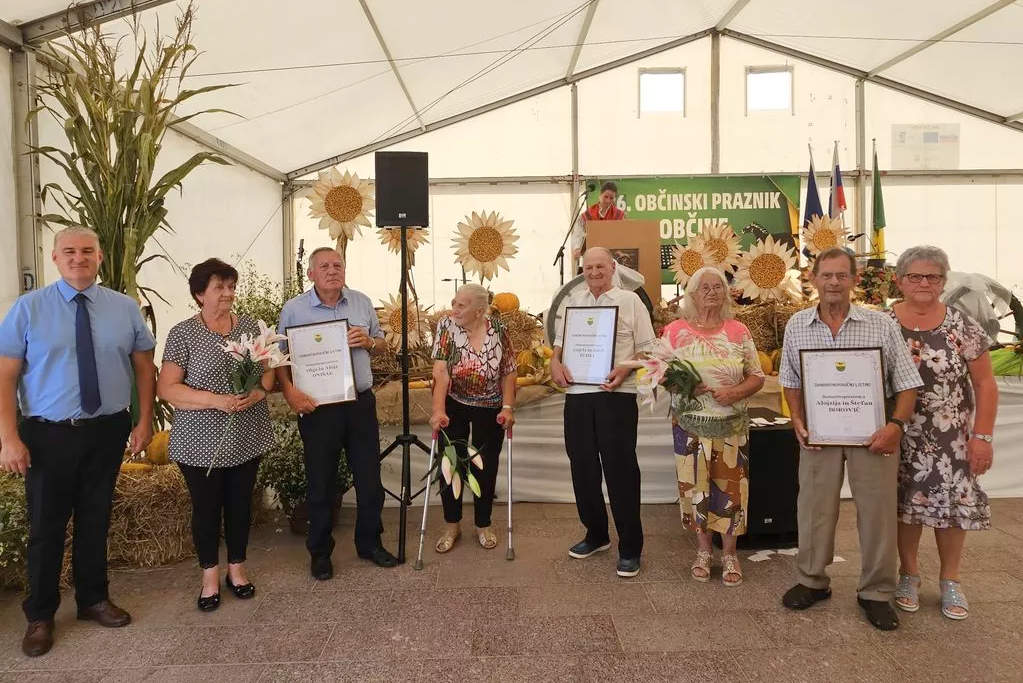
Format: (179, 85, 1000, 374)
(3, 0, 1023, 179)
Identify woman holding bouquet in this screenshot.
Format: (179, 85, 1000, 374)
(157, 258, 275, 611)
(429, 283, 517, 553)
(661, 267, 764, 586)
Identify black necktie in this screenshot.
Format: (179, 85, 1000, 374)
(74, 293, 101, 414)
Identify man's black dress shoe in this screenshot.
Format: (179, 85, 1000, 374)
(782, 584, 832, 610)
(359, 546, 398, 567)
(22, 620, 54, 657)
(858, 597, 899, 631)
(311, 555, 333, 580)
(225, 575, 256, 599)
(77, 600, 132, 627)
(197, 590, 220, 612)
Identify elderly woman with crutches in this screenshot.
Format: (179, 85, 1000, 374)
(426, 284, 517, 553)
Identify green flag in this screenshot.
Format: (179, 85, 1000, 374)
(871, 145, 886, 259)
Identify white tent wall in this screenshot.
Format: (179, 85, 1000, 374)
(0, 48, 18, 318)
(293, 183, 573, 318)
(33, 112, 283, 348)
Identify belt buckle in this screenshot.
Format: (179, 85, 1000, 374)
(69, 417, 82, 427)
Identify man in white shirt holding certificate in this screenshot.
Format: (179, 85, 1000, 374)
(778, 247, 922, 631)
(550, 247, 656, 578)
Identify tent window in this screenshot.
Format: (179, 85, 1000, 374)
(746, 66, 793, 114)
(638, 69, 685, 117)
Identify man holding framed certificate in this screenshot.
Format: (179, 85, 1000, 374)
(778, 248, 922, 631)
(276, 247, 397, 580)
(550, 247, 656, 578)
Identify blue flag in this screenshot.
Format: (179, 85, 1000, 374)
(803, 156, 824, 227)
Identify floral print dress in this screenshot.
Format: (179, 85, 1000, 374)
(431, 315, 516, 408)
(887, 306, 991, 530)
(661, 318, 764, 535)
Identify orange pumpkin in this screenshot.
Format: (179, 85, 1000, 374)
(493, 292, 520, 313)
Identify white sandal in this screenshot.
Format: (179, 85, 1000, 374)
(894, 574, 921, 613)
(691, 550, 711, 582)
(722, 554, 743, 587)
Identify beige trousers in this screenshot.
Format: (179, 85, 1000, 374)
(795, 445, 898, 602)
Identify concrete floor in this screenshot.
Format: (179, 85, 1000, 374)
(0, 499, 1021, 682)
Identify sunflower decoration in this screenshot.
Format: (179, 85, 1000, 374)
(378, 293, 431, 351)
(698, 223, 742, 271)
(452, 211, 518, 282)
(802, 214, 849, 256)
(377, 227, 430, 267)
(305, 167, 375, 254)
(733, 235, 801, 302)
(669, 237, 713, 286)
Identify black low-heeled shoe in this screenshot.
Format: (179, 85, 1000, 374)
(225, 575, 256, 599)
(197, 590, 220, 612)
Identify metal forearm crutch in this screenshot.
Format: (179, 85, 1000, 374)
(413, 431, 439, 571)
(505, 425, 515, 561)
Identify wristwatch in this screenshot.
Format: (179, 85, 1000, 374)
(889, 418, 906, 432)
(501, 404, 514, 412)
(973, 433, 993, 443)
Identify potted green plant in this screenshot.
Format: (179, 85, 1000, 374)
(258, 415, 353, 535)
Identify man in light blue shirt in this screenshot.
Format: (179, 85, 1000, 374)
(0, 226, 156, 657)
(276, 247, 396, 579)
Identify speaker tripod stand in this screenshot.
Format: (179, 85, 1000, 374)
(378, 225, 432, 564)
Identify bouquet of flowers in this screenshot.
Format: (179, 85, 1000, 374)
(211, 320, 291, 474)
(424, 431, 485, 499)
(626, 337, 703, 412)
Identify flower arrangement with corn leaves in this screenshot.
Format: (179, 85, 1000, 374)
(29, 2, 235, 318)
(624, 337, 703, 413)
(209, 321, 291, 475)
(423, 432, 486, 500)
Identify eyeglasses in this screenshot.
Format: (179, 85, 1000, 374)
(904, 273, 944, 284)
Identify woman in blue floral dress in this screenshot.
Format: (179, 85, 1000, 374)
(886, 246, 998, 621)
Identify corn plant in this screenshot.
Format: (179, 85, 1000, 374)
(28, 2, 235, 319)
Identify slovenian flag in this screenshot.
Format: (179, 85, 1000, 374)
(829, 142, 846, 224)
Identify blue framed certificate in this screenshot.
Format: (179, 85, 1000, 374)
(800, 347, 886, 447)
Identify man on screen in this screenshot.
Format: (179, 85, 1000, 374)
(778, 247, 921, 631)
(571, 181, 626, 262)
(550, 247, 655, 578)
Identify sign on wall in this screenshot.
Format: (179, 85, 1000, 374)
(891, 124, 960, 170)
(588, 175, 801, 284)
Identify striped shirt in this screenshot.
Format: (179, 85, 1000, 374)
(779, 304, 923, 397)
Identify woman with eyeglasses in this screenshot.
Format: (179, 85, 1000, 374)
(887, 246, 998, 621)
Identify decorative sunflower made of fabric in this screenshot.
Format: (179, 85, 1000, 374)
(377, 227, 430, 255)
(733, 235, 801, 302)
(305, 167, 375, 247)
(802, 214, 850, 256)
(378, 293, 431, 351)
(697, 223, 742, 271)
(452, 211, 518, 282)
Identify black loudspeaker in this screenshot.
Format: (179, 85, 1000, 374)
(714, 407, 800, 550)
(375, 151, 429, 227)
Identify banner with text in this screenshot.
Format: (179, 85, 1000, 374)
(588, 175, 801, 284)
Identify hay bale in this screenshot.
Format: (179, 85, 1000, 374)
(735, 300, 814, 352)
(499, 310, 543, 353)
(106, 465, 194, 568)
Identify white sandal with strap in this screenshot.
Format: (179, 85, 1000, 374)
(691, 550, 712, 582)
(722, 554, 743, 587)
(940, 579, 969, 620)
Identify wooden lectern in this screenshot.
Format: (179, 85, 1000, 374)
(583, 219, 661, 308)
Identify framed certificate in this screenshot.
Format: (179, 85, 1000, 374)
(286, 320, 357, 405)
(799, 347, 886, 447)
(561, 306, 619, 385)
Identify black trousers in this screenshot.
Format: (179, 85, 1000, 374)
(564, 392, 643, 559)
(177, 458, 260, 569)
(297, 390, 383, 558)
(439, 396, 504, 527)
(19, 412, 130, 622)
